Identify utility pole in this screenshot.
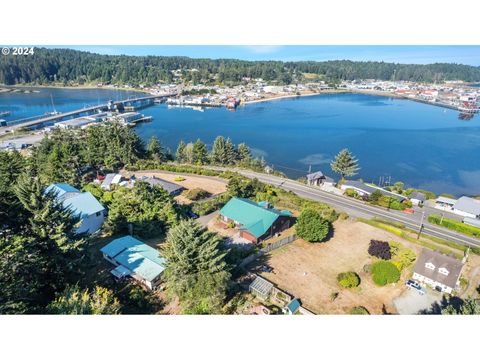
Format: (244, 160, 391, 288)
(417, 211, 425, 239)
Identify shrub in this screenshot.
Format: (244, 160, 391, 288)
(345, 188, 357, 198)
(295, 208, 330, 242)
(184, 188, 211, 201)
(428, 215, 480, 239)
(350, 306, 370, 315)
(389, 241, 416, 271)
(192, 193, 231, 216)
(371, 261, 400, 286)
(338, 212, 349, 220)
(363, 264, 372, 273)
(368, 239, 391, 260)
(337, 272, 360, 288)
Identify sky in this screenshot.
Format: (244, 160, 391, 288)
(43, 45, 480, 65)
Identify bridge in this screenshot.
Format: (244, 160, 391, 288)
(2, 93, 175, 132)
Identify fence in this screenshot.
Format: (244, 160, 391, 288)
(238, 234, 297, 268)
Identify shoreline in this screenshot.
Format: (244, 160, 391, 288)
(0, 84, 150, 94)
(242, 89, 349, 105)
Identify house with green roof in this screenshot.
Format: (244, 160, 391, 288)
(100, 235, 166, 290)
(219, 197, 294, 243)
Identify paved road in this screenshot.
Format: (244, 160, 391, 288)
(205, 166, 480, 248)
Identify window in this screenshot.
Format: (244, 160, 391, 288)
(438, 267, 449, 276)
(96, 211, 102, 217)
(425, 262, 435, 270)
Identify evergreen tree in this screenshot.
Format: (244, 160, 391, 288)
(146, 136, 166, 162)
(237, 143, 252, 163)
(224, 138, 237, 165)
(106, 182, 178, 238)
(210, 136, 227, 164)
(192, 139, 208, 165)
(330, 148, 360, 180)
(47, 285, 121, 314)
(163, 220, 230, 314)
(442, 297, 480, 315)
(175, 140, 187, 163)
(295, 208, 330, 242)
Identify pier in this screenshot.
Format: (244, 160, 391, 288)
(2, 94, 175, 131)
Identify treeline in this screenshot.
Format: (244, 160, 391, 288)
(2, 48, 480, 86)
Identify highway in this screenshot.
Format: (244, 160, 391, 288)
(206, 166, 480, 248)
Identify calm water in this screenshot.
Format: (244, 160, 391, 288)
(1, 89, 479, 196)
(0, 87, 141, 121)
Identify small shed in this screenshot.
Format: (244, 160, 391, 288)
(285, 298, 301, 315)
(249, 276, 274, 300)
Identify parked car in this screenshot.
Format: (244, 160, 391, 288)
(403, 208, 415, 214)
(260, 265, 274, 273)
(405, 279, 425, 295)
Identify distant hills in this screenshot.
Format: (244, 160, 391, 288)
(1, 47, 480, 86)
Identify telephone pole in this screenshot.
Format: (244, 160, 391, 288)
(417, 211, 426, 239)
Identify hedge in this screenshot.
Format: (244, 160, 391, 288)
(428, 215, 480, 239)
(337, 272, 361, 288)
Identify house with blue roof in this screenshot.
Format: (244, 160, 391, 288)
(220, 197, 294, 243)
(100, 236, 166, 290)
(46, 183, 106, 234)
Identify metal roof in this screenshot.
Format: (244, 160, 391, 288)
(101, 236, 166, 282)
(463, 217, 480, 228)
(410, 192, 426, 201)
(46, 183, 105, 216)
(306, 171, 325, 181)
(220, 197, 292, 238)
(249, 276, 274, 297)
(286, 299, 301, 314)
(454, 196, 480, 216)
(343, 180, 406, 201)
(436, 196, 457, 206)
(139, 176, 185, 195)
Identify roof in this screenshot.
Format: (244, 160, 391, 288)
(140, 176, 185, 195)
(46, 183, 105, 216)
(343, 180, 406, 201)
(413, 249, 464, 289)
(45, 183, 80, 198)
(463, 217, 480, 228)
(454, 196, 480, 216)
(220, 197, 292, 238)
(306, 171, 324, 181)
(101, 173, 122, 188)
(410, 192, 426, 202)
(436, 196, 457, 206)
(249, 276, 274, 296)
(286, 299, 301, 314)
(62, 192, 105, 217)
(100, 236, 166, 282)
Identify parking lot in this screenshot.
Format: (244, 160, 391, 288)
(393, 287, 444, 314)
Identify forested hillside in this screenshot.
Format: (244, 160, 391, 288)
(1, 47, 480, 85)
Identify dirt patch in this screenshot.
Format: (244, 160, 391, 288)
(256, 220, 424, 314)
(121, 170, 227, 195)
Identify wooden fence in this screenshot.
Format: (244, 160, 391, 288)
(238, 234, 297, 268)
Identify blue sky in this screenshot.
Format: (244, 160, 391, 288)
(44, 45, 480, 65)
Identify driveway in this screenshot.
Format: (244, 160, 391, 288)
(196, 210, 219, 227)
(393, 288, 443, 314)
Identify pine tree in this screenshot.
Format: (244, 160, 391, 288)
(442, 297, 480, 315)
(210, 136, 227, 164)
(237, 143, 252, 163)
(192, 139, 208, 165)
(224, 138, 237, 165)
(146, 136, 165, 162)
(175, 140, 187, 163)
(163, 220, 230, 314)
(330, 148, 360, 180)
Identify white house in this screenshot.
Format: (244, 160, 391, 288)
(434, 196, 456, 212)
(453, 196, 480, 219)
(101, 173, 123, 190)
(412, 248, 464, 294)
(306, 171, 336, 187)
(340, 180, 407, 202)
(46, 183, 106, 234)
